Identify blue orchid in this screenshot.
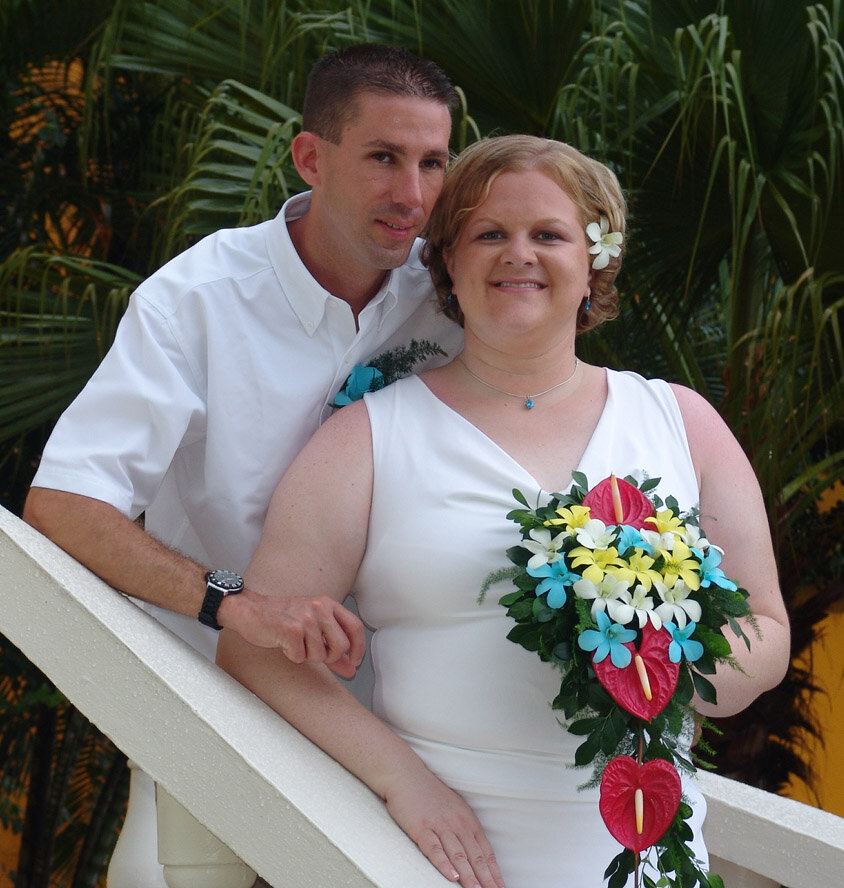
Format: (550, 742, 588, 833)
(615, 524, 654, 557)
(333, 364, 385, 406)
(577, 610, 637, 667)
(527, 556, 579, 608)
(664, 620, 704, 663)
(692, 546, 737, 591)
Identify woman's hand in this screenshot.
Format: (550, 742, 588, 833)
(384, 769, 505, 888)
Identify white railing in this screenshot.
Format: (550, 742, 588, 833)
(1, 505, 842, 888)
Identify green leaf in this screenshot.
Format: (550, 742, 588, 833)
(695, 625, 732, 659)
(675, 667, 694, 705)
(727, 616, 751, 651)
(514, 572, 539, 592)
(551, 642, 571, 664)
(568, 717, 601, 735)
(691, 671, 718, 705)
(574, 733, 601, 766)
(497, 591, 522, 607)
(506, 546, 530, 567)
(571, 470, 589, 492)
(605, 850, 635, 888)
(531, 596, 555, 622)
(640, 476, 662, 492)
(506, 624, 541, 651)
(508, 600, 534, 621)
(600, 716, 624, 755)
(512, 488, 530, 507)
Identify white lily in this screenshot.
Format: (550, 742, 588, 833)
(574, 575, 632, 622)
(682, 523, 711, 551)
(641, 528, 676, 553)
(654, 579, 702, 628)
(521, 528, 567, 569)
(586, 216, 623, 270)
(575, 518, 616, 550)
(617, 584, 663, 629)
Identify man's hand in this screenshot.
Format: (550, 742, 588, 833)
(218, 591, 366, 678)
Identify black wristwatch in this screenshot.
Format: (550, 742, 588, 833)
(199, 569, 244, 630)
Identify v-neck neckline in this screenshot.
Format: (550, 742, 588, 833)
(408, 369, 614, 494)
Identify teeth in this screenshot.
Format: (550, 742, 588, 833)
(495, 281, 542, 288)
(383, 222, 408, 230)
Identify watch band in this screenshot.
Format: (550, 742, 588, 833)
(198, 569, 243, 631)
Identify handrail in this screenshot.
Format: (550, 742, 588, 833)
(0, 506, 447, 887)
(699, 769, 844, 888)
(1, 505, 843, 887)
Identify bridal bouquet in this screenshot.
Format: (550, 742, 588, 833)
(485, 473, 755, 888)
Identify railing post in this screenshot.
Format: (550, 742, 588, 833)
(107, 761, 167, 887)
(157, 784, 257, 888)
(708, 856, 778, 887)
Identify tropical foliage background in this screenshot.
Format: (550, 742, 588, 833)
(1, 0, 842, 884)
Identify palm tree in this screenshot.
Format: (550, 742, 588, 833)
(1, 0, 841, 882)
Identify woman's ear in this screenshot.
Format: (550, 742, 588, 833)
(444, 249, 455, 282)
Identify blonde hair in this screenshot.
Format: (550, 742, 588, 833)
(422, 135, 626, 333)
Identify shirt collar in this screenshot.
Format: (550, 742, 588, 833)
(265, 192, 395, 337)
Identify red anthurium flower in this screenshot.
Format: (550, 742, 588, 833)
(582, 475, 655, 530)
(592, 623, 679, 721)
(599, 757, 682, 852)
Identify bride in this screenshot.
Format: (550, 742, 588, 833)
(217, 135, 789, 887)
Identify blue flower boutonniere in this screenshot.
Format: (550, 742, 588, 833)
(333, 364, 385, 406)
(332, 339, 447, 408)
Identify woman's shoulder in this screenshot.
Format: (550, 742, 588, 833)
(658, 382, 747, 482)
(314, 399, 372, 453)
(606, 369, 719, 420)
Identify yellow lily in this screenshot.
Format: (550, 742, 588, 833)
(545, 504, 592, 534)
(570, 545, 625, 584)
(645, 509, 686, 537)
(606, 550, 663, 591)
(658, 540, 701, 591)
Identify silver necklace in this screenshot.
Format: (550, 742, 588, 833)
(458, 357, 580, 410)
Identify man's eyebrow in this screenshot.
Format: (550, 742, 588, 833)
(362, 139, 449, 161)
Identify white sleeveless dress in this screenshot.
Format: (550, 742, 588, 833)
(356, 369, 708, 887)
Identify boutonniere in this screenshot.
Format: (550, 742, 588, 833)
(332, 339, 447, 407)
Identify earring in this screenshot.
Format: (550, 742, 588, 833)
(447, 292, 458, 308)
(583, 288, 592, 313)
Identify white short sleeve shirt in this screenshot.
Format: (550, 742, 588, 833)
(32, 192, 463, 656)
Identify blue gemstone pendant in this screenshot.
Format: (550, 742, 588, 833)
(524, 398, 535, 409)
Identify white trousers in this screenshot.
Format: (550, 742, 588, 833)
(107, 763, 168, 888)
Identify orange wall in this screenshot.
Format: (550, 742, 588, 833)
(784, 607, 844, 816)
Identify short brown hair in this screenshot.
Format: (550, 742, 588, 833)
(423, 135, 626, 334)
(302, 44, 459, 143)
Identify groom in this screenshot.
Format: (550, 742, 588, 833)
(24, 43, 462, 884)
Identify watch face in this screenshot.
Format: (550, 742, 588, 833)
(208, 569, 243, 591)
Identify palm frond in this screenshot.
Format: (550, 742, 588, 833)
(150, 79, 302, 259)
(0, 250, 137, 446)
(354, 0, 593, 136)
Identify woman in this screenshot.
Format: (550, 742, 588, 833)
(218, 135, 790, 887)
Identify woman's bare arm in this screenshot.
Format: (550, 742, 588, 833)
(671, 384, 790, 717)
(217, 402, 504, 888)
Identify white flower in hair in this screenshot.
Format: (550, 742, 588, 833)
(586, 216, 623, 270)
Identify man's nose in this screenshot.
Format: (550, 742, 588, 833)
(391, 167, 424, 211)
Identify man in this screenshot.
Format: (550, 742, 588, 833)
(24, 43, 462, 884)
